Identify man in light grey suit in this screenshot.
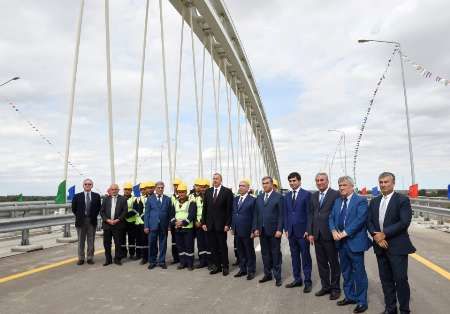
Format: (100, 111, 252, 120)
(100, 183, 128, 266)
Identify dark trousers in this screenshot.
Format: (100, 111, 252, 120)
(76, 217, 96, 261)
(207, 230, 229, 269)
(175, 229, 194, 267)
(236, 235, 256, 273)
(170, 225, 179, 262)
(148, 229, 167, 265)
(376, 252, 411, 313)
(103, 226, 124, 262)
(135, 224, 148, 261)
(314, 237, 341, 292)
(339, 241, 368, 307)
(124, 222, 137, 257)
(288, 235, 312, 284)
(260, 231, 282, 281)
(233, 237, 239, 261)
(196, 228, 210, 266)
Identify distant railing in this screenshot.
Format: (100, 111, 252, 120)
(0, 203, 71, 218)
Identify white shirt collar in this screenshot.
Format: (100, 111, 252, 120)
(265, 189, 273, 198)
(239, 193, 248, 200)
(292, 186, 301, 194)
(214, 185, 222, 191)
(319, 187, 329, 196)
(382, 191, 394, 200)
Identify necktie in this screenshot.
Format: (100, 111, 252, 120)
(319, 192, 324, 207)
(264, 193, 269, 204)
(291, 190, 297, 207)
(213, 188, 218, 202)
(158, 195, 162, 204)
(238, 196, 243, 209)
(85, 192, 91, 216)
(338, 198, 347, 231)
(379, 196, 388, 231)
(111, 197, 116, 219)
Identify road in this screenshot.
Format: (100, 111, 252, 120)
(0, 222, 449, 314)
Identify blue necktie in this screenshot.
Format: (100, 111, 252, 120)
(319, 192, 324, 207)
(338, 198, 347, 231)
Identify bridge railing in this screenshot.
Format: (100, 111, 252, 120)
(0, 203, 71, 218)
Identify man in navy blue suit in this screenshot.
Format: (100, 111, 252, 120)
(254, 176, 284, 287)
(231, 179, 256, 280)
(329, 176, 371, 313)
(367, 172, 415, 314)
(144, 181, 175, 270)
(283, 172, 313, 293)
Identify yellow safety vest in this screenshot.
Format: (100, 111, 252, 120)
(189, 193, 203, 223)
(174, 199, 194, 229)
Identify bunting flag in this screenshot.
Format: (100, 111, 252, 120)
(67, 185, 76, 201)
(408, 184, 419, 198)
(401, 54, 449, 87)
(133, 183, 141, 197)
(55, 180, 67, 204)
(371, 186, 380, 197)
(353, 48, 398, 184)
(5, 102, 84, 176)
(17, 194, 24, 202)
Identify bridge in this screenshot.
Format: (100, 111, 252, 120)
(1, 1, 450, 314)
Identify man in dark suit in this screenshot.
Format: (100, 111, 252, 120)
(284, 172, 313, 292)
(231, 179, 256, 280)
(201, 173, 234, 276)
(254, 176, 284, 287)
(329, 176, 371, 313)
(307, 172, 341, 299)
(144, 181, 174, 269)
(100, 183, 128, 266)
(367, 172, 415, 314)
(72, 178, 101, 265)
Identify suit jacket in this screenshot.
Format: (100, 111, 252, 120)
(367, 192, 416, 255)
(144, 194, 174, 231)
(201, 186, 233, 231)
(231, 194, 256, 237)
(307, 188, 340, 241)
(254, 190, 284, 236)
(100, 195, 128, 230)
(329, 193, 371, 253)
(283, 188, 311, 238)
(71, 191, 101, 227)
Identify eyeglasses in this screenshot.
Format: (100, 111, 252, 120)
(84, 183, 92, 186)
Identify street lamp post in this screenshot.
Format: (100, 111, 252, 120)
(0, 77, 20, 87)
(328, 129, 347, 175)
(358, 39, 416, 185)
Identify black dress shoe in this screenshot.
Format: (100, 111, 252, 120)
(148, 263, 156, 269)
(303, 284, 312, 293)
(222, 268, 229, 276)
(315, 288, 331, 296)
(353, 304, 368, 313)
(209, 267, 222, 275)
(114, 259, 122, 266)
(103, 261, 112, 266)
(259, 276, 273, 283)
(234, 271, 247, 278)
(87, 259, 94, 265)
(77, 260, 85, 266)
(246, 273, 255, 280)
(329, 291, 341, 300)
(159, 263, 167, 269)
(337, 299, 357, 306)
(285, 281, 303, 288)
(275, 280, 282, 287)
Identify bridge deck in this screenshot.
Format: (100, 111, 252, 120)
(0, 223, 449, 314)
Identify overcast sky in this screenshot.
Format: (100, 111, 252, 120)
(0, 0, 449, 195)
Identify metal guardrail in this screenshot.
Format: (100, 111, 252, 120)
(0, 203, 71, 218)
(0, 200, 56, 207)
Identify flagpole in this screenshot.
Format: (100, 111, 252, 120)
(63, 0, 85, 193)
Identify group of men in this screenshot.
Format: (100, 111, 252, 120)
(72, 171, 414, 314)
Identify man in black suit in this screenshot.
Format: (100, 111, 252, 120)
(201, 173, 234, 276)
(367, 172, 415, 314)
(72, 178, 101, 265)
(307, 172, 341, 300)
(100, 183, 128, 266)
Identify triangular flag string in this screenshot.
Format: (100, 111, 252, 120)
(401, 54, 449, 87)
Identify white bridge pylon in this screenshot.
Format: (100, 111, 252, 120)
(63, 0, 280, 192)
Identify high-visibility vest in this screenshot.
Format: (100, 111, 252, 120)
(189, 193, 203, 223)
(173, 199, 194, 229)
(133, 196, 146, 225)
(126, 196, 138, 223)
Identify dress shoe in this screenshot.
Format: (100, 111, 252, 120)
(285, 281, 303, 288)
(329, 291, 341, 300)
(353, 304, 368, 313)
(177, 264, 186, 270)
(259, 276, 273, 283)
(159, 263, 167, 269)
(209, 267, 222, 275)
(380, 309, 397, 314)
(246, 273, 255, 280)
(114, 259, 122, 266)
(315, 288, 331, 297)
(148, 263, 156, 270)
(337, 299, 357, 306)
(87, 260, 94, 265)
(232, 260, 240, 266)
(222, 267, 229, 276)
(139, 260, 147, 265)
(76, 260, 85, 266)
(234, 271, 247, 278)
(303, 284, 312, 293)
(275, 280, 282, 287)
(103, 261, 112, 266)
